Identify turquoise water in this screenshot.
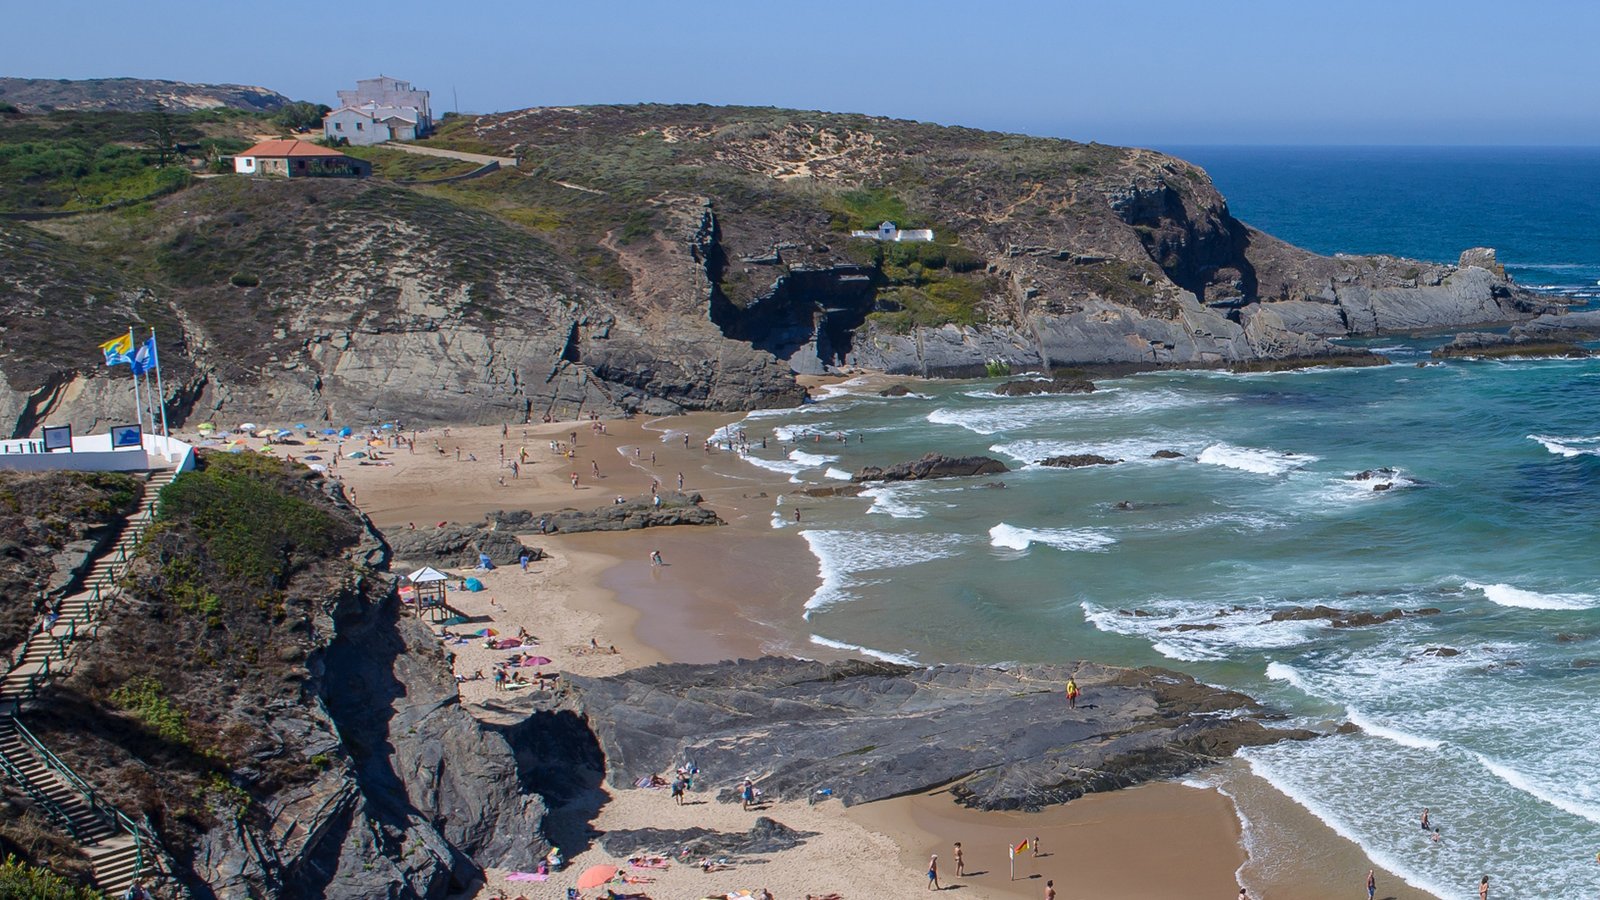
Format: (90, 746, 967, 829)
(717, 147, 1600, 896)
(727, 352, 1600, 897)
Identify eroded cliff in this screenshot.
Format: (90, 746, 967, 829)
(0, 104, 1565, 433)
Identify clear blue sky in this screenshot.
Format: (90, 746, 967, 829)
(7, 0, 1599, 145)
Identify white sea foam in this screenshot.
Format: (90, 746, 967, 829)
(808, 634, 918, 666)
(1475, 754, 1600, 825)
(1239, 748, 1456, 900)
(1197, 443, 1318, 476)
(988, 437, 1191, 467)
(1345, 707, 1443, 751)
(1528, 433, 1600, 458)
(1264, 660, 1312, 694)
(1466, 581, 1599, 610)
(788, 449, 838, 467)
(860, 484, 926, 518)
(988, 523, 1116, 553)
(824, 467, 853, 481)
(928, 389, 1208, 436)
(799, 529, 962, 615)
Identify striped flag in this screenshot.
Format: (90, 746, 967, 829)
(100, 332, 133, 366)
(1010, 839, 1028, 858)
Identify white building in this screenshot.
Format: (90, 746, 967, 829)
(324, 103, 422, 145)
(323, 75, 431, 145)
(850, 220, 934, 242)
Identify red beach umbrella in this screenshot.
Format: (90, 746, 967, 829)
(576, 865, 618, 890)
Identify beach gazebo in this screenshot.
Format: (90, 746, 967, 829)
(406, 566, 450, 620)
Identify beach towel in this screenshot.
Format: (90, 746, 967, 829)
(492, 638, 523, 650)
(507, 872, 549, 882)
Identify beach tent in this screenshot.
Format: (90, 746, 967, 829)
(463, 577, 484, 592)
(338, 427, 354, 437)
(322, 428, 338, 436)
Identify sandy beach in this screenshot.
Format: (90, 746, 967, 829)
(205, 399, 1429, 900)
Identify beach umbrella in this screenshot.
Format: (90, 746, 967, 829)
(303, 454, 323, 461)
(368, 439, 384, 447)
(521, 656, 552, 666)
(338, 427, 353, 437)
(322, 428, 337, 436)
(470, 628, 498, 637)
(463, 577, 485, 592)
(575, 866, 618, 890)
(294, 423, 308, 430)
(276, 429, 292, 437)
(308, 463, 327, 472)
(256, 429, 275, 438)
(239, 422, 258, 432)
(197, 423, 215, 433)
(381, 423, 395, 429)
(349, 451, 367, 459)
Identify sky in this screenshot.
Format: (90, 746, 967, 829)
(6, 0, 1600, 145)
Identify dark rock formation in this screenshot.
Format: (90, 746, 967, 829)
(1422, 647, 1461, 658)
(878, 384, 912, 397)
(1270, 605, 1441, 629)
(488, 493, 722, 533)
(1040, 454, 1120, 469)
(385, 523, 536, 567)
(566, 658, 1312, 812)
(853, 453, 1009, 483)
(794, 484, 866, 498)
(598, 816, 815, 859)
(30, 455, 548, 898)
(1433, 332, 1590, 359)
(1151, 450, 1185, 459)
(993, 377, 1096, 397)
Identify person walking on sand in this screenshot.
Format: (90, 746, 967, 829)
(927, 854, 939, 891)
(1065, 676, 1080, 709)
(953, 842, 964, 877)
(650, 550, 663, 567)
(1366, 869, 1376, 900)
(1044, 880, 1054, 900)
(678, 472, 685, 491)
(1031, 835, 1040, 858)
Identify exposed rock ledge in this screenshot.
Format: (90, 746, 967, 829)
(853, 453, 1010, 483)
(487, 493, 722, 532)
(993, 376, 1096, 397)
(566, 658, 1313, 812)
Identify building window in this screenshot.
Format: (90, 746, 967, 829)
(356, 122, 363, 130)
(335, 122, 342, 130)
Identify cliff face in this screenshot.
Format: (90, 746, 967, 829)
(28, 454, 546, 898)
(0, 104, 1563, 432)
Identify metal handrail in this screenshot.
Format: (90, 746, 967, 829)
(10, 718, 148, 863)
(0, 730, 83, 841)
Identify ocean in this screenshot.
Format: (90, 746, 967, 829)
(730, 149, 1600, 898)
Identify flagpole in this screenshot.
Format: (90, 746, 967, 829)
(127, 327, 145, 438)
(139, 334, 157, 444)
(151, 329, 169, 441)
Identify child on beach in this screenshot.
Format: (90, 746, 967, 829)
(926, 854, 939, 890)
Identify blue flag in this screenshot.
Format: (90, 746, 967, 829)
(130, 336, 158, 376)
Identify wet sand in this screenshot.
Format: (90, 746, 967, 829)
(213, 404, 1432, 900)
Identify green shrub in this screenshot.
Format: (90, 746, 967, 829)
(228, 272, 259, 287)
(0, 854, 102, 899)
(110, 677, 189, 746)
(155, 453, 352, 589)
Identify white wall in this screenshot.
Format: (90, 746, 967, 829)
(234, 156, 257, 174)
(0, 433, 195, 473)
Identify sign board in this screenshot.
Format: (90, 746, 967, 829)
(110, 424, 143, 449)
(41, 425, 72, 451)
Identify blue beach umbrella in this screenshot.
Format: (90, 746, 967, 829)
(381, 423, 395, 430)
(294, 423, 308, 430)
(322, 428, 337, 435)
(338, 427, 353, 437)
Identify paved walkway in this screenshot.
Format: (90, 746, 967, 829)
(381, 142, 516, 167)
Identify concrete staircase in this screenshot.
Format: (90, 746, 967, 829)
(0, 467, 176, 895)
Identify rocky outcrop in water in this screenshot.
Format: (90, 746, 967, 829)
(1040, 454, 1120, 468)
(853, 453, 1009, 483)
(1269, 605, 1441, 629)
(1432, 332, 1589, 359)
(487, 493, 722, 533)
(566, 658, 1313, 812)
(993, 377, 1096, 397)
